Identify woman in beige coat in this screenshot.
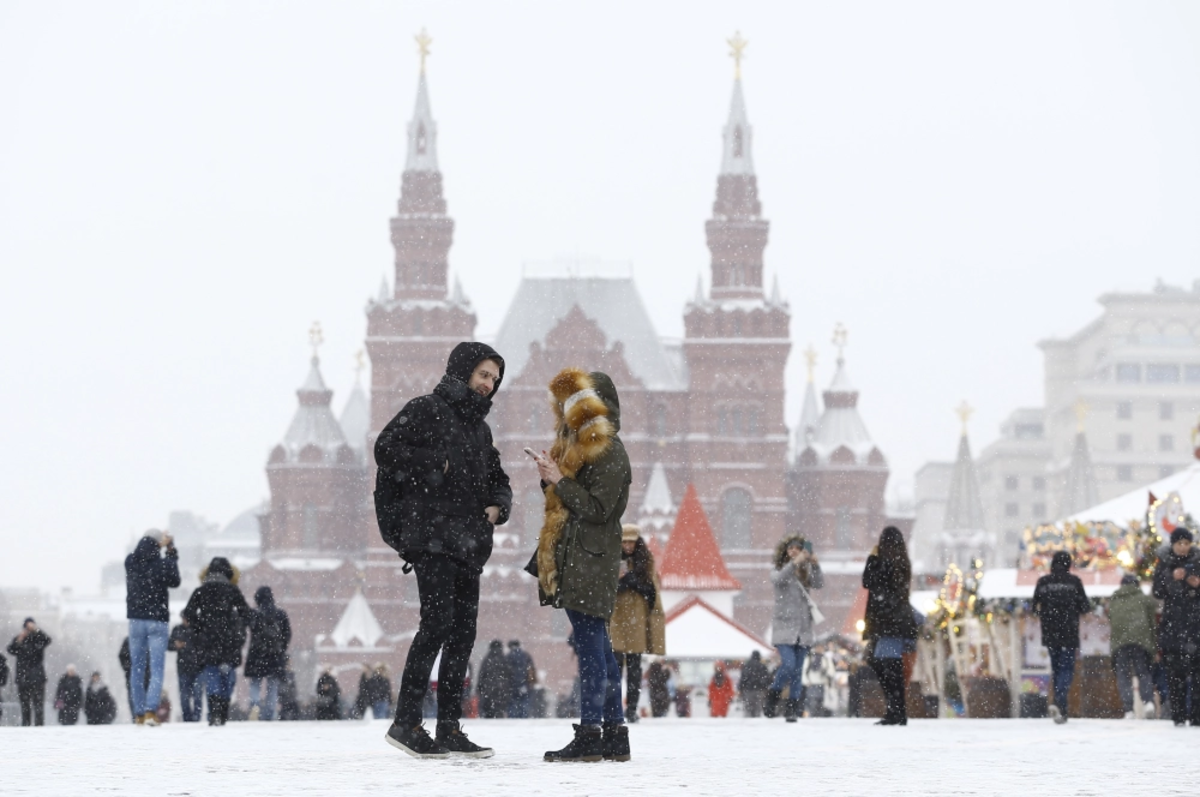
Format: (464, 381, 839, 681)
(608, 524, 666, 723)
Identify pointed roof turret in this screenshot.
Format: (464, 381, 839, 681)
(329, 589, 385, 649)
(638, 463, 677, 539)
(339, 352, 369, 455)
(1061, 401, 1099, 515)
(795, 344, 822, 455)
(720, 72, 755, 177)
(802, 326, 883, 466)
(940, 402, 992, 565)
(658, 484, 741, 591)
(405, 29, 438, 173)
(273, 324, 350, 463)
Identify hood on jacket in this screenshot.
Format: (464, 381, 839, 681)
(255, 586, 275, 608)
(773, 535, 808, 570)
(1113, 581, 1143, 598)
(132, 536, 161, 562)
(589, 372, 620, 432)
(1051, 551, 1072, 573)
(201, 556, 237, 584)
(445, 342, 505, 397)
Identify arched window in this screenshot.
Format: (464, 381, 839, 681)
(722, 488, 752, 548)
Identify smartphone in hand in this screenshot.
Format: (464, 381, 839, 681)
(523, 447, 543, 462)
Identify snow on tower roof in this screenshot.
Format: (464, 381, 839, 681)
(277, 357, 349, 463)
(640, 462, 675, 516)
(658, 484, 741, 591)
(720, 78, 755, 176)
(491, 275, 686, 390)
(329, 590, 384, 649)
(803, 356, 881, 466)
(405, 71, 439, 173)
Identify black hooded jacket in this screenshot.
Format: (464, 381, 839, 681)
(1032, 552, 1092, 649)
(374, 341, 513, 572)
(181, 560, 251, 668)
(1153, 545, 1200, 654)
(125, 537, 181, 623)
(244, 586, 292, 679)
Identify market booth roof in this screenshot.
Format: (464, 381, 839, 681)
(1064, 462, 1200, 525)
(663, 596, 773, 659)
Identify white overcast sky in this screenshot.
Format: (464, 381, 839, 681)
(2, 1, 1198, 593)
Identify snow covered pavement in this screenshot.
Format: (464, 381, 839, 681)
(0, 717, 1182, 796)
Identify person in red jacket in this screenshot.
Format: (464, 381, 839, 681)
(708, 661, 735, 718)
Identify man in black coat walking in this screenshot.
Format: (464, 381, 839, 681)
(244, 585, 292, 721)
(1153, 527, 1200, 725)
(7, 618, 51, 726)
(1032, 551, 1092, 724)
(55, 665, 84, 725)
(376, 342, 512, 759)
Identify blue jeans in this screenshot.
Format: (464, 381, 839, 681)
(771, 643, 809, 702)
(509, 691, 531, 718)
(566, 609, 624, 726)
(204, 664, 237, 715)
(128, 619, 169, 716)
(248, 676, 279, 721)
(178, 670, 203, 722)
(1047, 647, 1077, 713)
(371, 700, 390, 719)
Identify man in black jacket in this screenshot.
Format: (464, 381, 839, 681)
(7, 618, 51, 726)
(125, 530, 181, 726)
(55, 664, 84, 725)
(376, 342, 511, 759)
(168, 619, 203, 722)
(1032, 551, 1092, 724)
(1153, 527, 1200, 725)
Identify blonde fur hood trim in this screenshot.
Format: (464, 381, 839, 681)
(536, 368, 615, 597)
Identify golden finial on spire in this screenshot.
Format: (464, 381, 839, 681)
(308, 321, 324, 360)
(415, 28, 432, 74)
(727, 31, 748, 79)
(803, 344, 818, 383)
(1073, 399, 1089, 433)
(956, 401, 974, 435)
(832, 323, 848, 361)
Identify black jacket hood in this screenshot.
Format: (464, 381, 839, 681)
(589, 371, 620, 432)
(1051, 551, 1072, 573)
(445, 342, 505, 397)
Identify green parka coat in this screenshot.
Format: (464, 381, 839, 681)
(1108, 582, 1157, 654)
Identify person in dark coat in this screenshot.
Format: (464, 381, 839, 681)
(118, 636, 150, 721)
(55, 665, 84, 725)
(278, 665, 300, 721)
(375, 342, 511, 759)
(366, 664, 393, 719)
(1108, 573, 1158, 718)
(316, 667, 342, 720)
(534, 369, 633, 763)
(1153, 528, 1200, 725)
(244, 585, 291, 721)
(7, 618, 52, 726)
(124, 530, 180, 726)
(0, 651, 8, 722)
(739, 650, 772, 718)
(181, 557, 251, 726)
(646, 659, 671, 717)
(84, 672, 117, 725)
(169, 619, 204, 722)
(862, 527, 918, 726)
(506, 640, 535, 718)
(476, 640, 510, 719)
(1032, 550, 1092, 724)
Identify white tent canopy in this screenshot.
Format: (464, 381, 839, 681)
(663, 597, 773, 659)
(1064, 462, 1200, 525)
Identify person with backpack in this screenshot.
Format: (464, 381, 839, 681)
(182, 557, 251, 726)
(124, 530, 181, 727)
(738, 650, 771, 717)
(244, 585, 292, 721)
(374, 342, 511, 759)
(1032, 551, 1093, 724)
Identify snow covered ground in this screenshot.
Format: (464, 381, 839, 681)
(0, 717, 1185, 796)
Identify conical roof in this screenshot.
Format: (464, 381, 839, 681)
(638, 462, 676, 538)
(277, 357, 348, 462)
(804, 357, 880, 466)
(405, 72, 438, 172)
(658, 485, 741, 591)
(329, 589, 384, 649)
(1061, 431, 1100, 516)
(943, 434, 987, 533)
(720, 78, 755, 176)
(338, 379, 369, 454)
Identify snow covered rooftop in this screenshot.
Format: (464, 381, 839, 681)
(328, 590, 385, 649)
(663, 596, 771, 659)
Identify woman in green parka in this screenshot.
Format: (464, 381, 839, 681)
(531, 368, 631, 762)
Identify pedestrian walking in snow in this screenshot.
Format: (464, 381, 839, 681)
(181, 557, 251, 726)
(366, 664, 393, 719)
(124, 530, 181, 727)
(506, 640, 536, 718)
(477, 639, 510, 719)
(1153, 528, 1200, 726)
(646, 659, 671, 717)
(739, 650, 771, 717)
(244, 585, 291, 721)
(0, 651, 8, 722)
(316, 666, 343, 720)
(1108, 573, 1158, 719)
(529, 369, 632, 762)
(169, 619, 204, 722)
(768, 535, 824, 722)
(862, 527, 918, 726)
(1032, 550, 1092, 724)
(55, 664, 84, 725)
(609, 524, 666, 723)
(375, 342, 511, 759)
(84, 672, 117, 725)
(802, 644, 837, 718)
(279, 666, 300, 721)
(708, 662, 735, 717)
(7, 617, 51, 726)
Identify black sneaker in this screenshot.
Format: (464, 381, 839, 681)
(544, 724, 603, 762)
(601, 723, 630, 762)
(385, 722, 451, 759)
(436, 721, 494, 759)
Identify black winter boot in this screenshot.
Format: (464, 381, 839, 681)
(763, 689, 781, 719)
(784, 698, 800, 723)
(207, 697, 226, 727)
(385, 721, 451, 758)
(544, 724, 603, 762)
(601, 723, 630, 762)
(436, 721, 494, 759)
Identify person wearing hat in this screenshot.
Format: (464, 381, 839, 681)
(1153, 527, 1200, 725)
(181, 557, 250, 726)
(124, 529, 180, 726)
(608, 523, 665, 723)
(375, 342, 511, 759)
(505, 640, 536, 718)
(1032, 551, 1093, 724)
(1108, 573, 1158, 719)
(7, 617, 51, 726)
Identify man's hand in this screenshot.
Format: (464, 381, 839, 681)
(537, 451, 563, 485)
(485, 506, 500, 525)
(1175, 567, 1187, 581)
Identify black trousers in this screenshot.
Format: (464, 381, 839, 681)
(395, 553, 480, 728)
(18, 682, 45, 726)
(1164, 653, 1200, 724)
(614, 652, 642, 717)
(870, 658, 906, 722)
